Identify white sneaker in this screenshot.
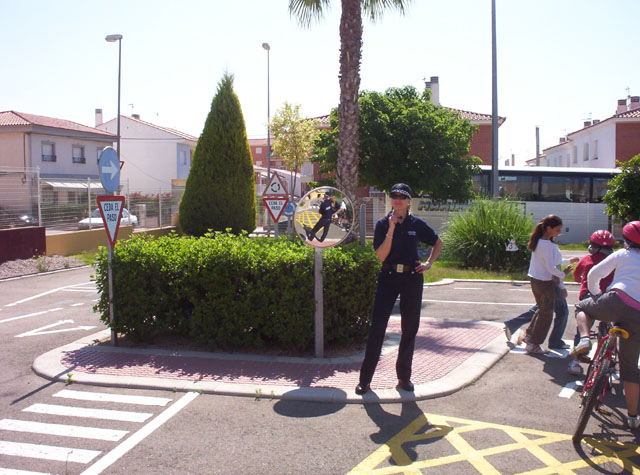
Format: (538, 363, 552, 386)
(504, 325, 512, 341)
(515, 329, 525, 346)
(628, 415, 640, 430)
(567, 360, 582, 375)
(572, 337, 592, 355)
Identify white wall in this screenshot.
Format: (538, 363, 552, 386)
(544, 121, 618, 169)
(98, 117, 195, 192)
(31, 133, 111, 177)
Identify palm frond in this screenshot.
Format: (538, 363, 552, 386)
(362, 0, 410, 22)
(289, 0, 331, 27)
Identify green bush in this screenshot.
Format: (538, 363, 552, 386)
(440, 198, 533, 271)
(94, 233, 380, 352)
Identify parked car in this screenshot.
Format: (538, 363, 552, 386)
(78, 208, 138, 229)
(0, 205, 38, 228)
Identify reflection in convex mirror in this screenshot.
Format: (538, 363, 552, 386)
(294, 187, 354, 248)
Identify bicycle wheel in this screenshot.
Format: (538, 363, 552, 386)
(573, 358, 610, 443)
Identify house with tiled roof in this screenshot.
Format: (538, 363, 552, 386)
(96, 110, 198, 192)
(0, 111, 116, 221)
(539, 96, 640, 168)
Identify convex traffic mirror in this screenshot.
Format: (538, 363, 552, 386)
(294, 187, 354, 248)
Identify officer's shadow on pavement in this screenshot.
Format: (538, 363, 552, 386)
(364, 400, 435, 466)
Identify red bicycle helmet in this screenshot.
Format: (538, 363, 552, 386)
(623, 221, 640, 246)
(590, 229, 615, 247)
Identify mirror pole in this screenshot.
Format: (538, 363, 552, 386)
(314, 247, 324, 358)
(360, 203, 366, 246)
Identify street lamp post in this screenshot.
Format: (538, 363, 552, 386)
(105, 33, 122, 346)
(491, 0, 499, 197)
(262, 42, 272, 235)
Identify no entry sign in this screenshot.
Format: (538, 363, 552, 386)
(97, 195, 125, 248)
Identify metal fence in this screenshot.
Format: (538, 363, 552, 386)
(0, 167, 182, 232)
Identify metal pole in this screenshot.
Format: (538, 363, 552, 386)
(360, 203, 366, 246)
(314, 248, 324, 358)
(87, 176, 92, 230)
(535, 126, 540, 166)
(108, 245, 116, 345)
(491, 0, 499, 197)
(36, 167, 41, 226)
(263, 43, 272, 236)
(116, 38, 121, 177)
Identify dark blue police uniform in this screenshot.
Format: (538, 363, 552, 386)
(358, 212, 439, 388)
(308, 198, 339, 242)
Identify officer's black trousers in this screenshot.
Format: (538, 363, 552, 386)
(310, 218, 331, 242)
(359, 270, 424, 386)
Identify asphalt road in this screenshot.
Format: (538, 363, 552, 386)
(1, 267, 639, 474)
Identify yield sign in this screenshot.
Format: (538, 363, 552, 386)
(97, 195, 125, 248)
(263, 196, 289, 222)
(262, 172, 289, 197)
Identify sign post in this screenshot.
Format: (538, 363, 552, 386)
(262, 172, 289, 236)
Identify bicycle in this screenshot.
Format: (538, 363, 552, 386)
(573, 323, 629, 443)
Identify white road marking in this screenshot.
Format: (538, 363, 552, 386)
(509, 288, 579, 293)
(81, 391, 200, 475)
(0, 308, 62, 325)
(70, 303, 85, 307)
(559, 380, 584, 398)
(453, 287, 481, 290)
(15, 320, 96, 338)
(53, 390, 172, 407)
(422, 299, 534, 306)
(4, 282, 92, 307)
(23, 404, 152, 423)
(0, 419, 128, 442)
(0, 440, 100, 463)
(0, 467, 54, 474)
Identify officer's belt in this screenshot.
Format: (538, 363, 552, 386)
(382, 263, 413, 273)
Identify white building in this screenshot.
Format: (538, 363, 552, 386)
(539, 96, 640, 168)
(96, 110, 197, 192)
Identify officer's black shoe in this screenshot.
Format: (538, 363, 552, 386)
(397, 380, 415, 392)
(355, 384, 370, 396)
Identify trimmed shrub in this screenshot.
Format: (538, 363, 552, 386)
(94, 233, 381, 353)
(440, 198, 533, 271)
(179, 72, 257, 236)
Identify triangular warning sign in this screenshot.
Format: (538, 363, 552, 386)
(263, 196, 289, 221)
(97, 195, 125, 249)
(263, 172, 289, 197)
(506, 239, 518, 252)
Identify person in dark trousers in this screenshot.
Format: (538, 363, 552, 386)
(306, 192, 340, 242)
(355, 183, 443, 396)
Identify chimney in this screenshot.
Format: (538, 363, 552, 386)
(630, 96, 640, 111)
(617, 99, 628, 114)
(592, 119, 600, 124)
(559, 137, 567, 143)
(583, 121, 591, 128)
(511, 154, 515, 166)
(132, 113, 141, 120)
(425, 76, 439, 105)
(95, 108, 103, 127)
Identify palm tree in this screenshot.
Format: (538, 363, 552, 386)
(289, 0, 410, 238)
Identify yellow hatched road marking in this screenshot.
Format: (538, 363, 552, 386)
(295, 210, 320, 228)
(348, 412, 640, 474)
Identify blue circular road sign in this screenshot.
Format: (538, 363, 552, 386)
(283, 201, 296, 217)
(98, 147, 120, 193)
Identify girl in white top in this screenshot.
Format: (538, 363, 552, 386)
(575, 221, 640, 430)
(523, 215, 578, 354)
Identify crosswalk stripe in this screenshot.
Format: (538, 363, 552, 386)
(0, 419, 128, 442)
(0, 468, 54, 474)
(0, 440, 101, 463)
(52, 390, 172, 406)
(23, 404, 152, 423)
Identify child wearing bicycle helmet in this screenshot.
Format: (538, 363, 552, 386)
(574, 221, 640, 429)
(567, 230, 616, 375)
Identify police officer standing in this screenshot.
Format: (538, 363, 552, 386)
(356, 183, 443, 395)
(306, 192, 340, 243)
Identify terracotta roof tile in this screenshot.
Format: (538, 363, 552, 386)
(0, 111, 114, 137)
(311, 108, 506, 127)
(615, 108, 640, 118)
(125, 115, 198, 141)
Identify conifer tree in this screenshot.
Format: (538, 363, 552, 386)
(179, 72, 257, 235)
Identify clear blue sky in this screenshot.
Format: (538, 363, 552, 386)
(1, 0, 638, 166)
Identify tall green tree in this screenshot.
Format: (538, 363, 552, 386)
(313, 86, 482, 201)
(289, 0, 411, 234)
(269, 102, 320, 200)
(179, 73, 256, 236)
(603, 154, 640, 223)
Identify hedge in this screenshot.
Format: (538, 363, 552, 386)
(94, 232, 380, 353)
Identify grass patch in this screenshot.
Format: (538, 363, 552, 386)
(427, 261, 529, 283)
(70, 253, 97, 266)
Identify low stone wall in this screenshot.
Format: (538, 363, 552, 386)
(45, 226, 176, 256)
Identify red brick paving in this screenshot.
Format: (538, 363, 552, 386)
(61, 320, 501, 391)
